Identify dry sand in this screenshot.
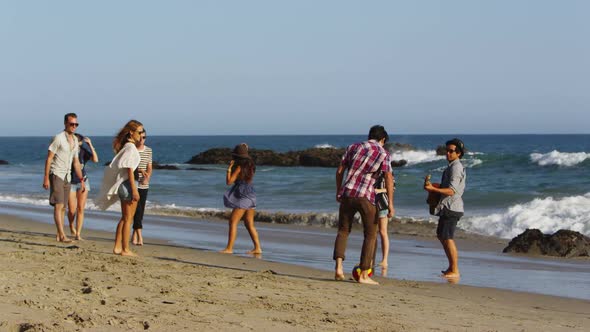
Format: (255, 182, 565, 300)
(0, 214, 588, 332)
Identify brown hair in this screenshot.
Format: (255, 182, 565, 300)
(113, 120, 143, 153)
(232, 157, 256, 183)
(64, 113, 77, 123)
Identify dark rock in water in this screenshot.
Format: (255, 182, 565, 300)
(187, 145, 411, 168)
(503, 229, 590, 258)
(298, 148, 346, 167)
(250, 149, 300, 166)
(0, 160, 8, 165)
(186, 147, 344, 167)
(153, 162, 180, 170)
(187, 167, 215, 171)
(390, 159, 407, 168)
(186, 148, 232, 165)
(436, 145, 447, 156)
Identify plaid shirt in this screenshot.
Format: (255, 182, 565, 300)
(338, 140, 392, 204)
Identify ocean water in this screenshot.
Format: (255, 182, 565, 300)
(0, 134, 589, 239)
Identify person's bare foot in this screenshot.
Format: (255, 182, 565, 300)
(69, 226, 77, 237)
(138, 241, 144, 246)
(358, 277, 379, 285)
(443, 271, 460, 278)
(113, 247, 122, 255)
(378, 261, 388, 268)
(120, 250, 138, 257)
(219, 249, 233, 254)
(58, 236, 73, 243)
(334, 273, 345, 281)
(443, 275, 460, 284)
(75, 235, 83, 241)
(246, 248, 262, 254)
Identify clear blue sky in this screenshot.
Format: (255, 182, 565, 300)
(1, 1, 588, 136)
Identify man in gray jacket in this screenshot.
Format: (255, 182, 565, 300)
(424, 138, 466, 279)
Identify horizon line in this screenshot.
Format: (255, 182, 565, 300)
(1, 133, 589, 138)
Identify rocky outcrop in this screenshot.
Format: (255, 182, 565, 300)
(186, 146, 411, 168)
(186, 148, 345, 167)
(0, 160, 8, 165)
(503, 229, 590, 258)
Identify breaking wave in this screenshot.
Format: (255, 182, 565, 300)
(461, 193, 590, 238)
(389, 150, 445, 166)
(530, 150, 590, 167)
(314, 144, 337, 149)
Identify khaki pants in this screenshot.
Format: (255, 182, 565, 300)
(333, 197, 378, 270)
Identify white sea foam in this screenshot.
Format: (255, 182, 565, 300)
(389, 150, 445, 166)
(314, 144, 337, 149)
(530, 150, 590, 167)
(461, 193, 590, 238)
(0, 194, 48, 206)
(462, 158, 483, 168)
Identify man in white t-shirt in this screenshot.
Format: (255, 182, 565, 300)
(43, 113, 86, 243)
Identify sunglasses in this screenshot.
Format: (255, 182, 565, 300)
(68, 123, 79, 127)
(138, 130, 145, 134)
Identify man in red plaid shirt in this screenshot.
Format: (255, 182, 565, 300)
(333, 125, 395, 285)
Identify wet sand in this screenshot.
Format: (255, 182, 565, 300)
(1, 213, 589, 331)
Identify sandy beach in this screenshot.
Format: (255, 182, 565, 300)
(0, 214, 588, 331)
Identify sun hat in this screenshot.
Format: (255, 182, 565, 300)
(231, 143, 251, 159)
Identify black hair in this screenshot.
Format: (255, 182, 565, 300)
(232, 158, 256, 183)
(446, 138, 465, 159)
(368, 125, 388, 142)
(64, 113, 77, 123)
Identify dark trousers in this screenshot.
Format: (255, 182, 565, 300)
(133, 188, 149, 230)
(333, 197, 378, 270)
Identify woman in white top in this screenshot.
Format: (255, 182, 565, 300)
(96, 120, 143, 256)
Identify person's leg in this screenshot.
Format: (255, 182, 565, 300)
(220, 208, 246, 253)
(132, 230, 138, 245)
(437, 218, 451, 273)
(121, 199, 138, 256)
(67, 189, 77, 237)
(114, 199, 138, 256)
(243, 209, 262, 254)
(138, 189, 147, 245)
(333, 198, 355, 280)
(357, 198, 378, 285)
(75, 188, 88, 240)
(378, 216, 389, 267)
(438, 214, 460, 276)
(133, 188, 148, 245)
(442, 239, 459, 277)
(54, 204, 71, 242)
(113, 199, 125, 254)
(50, 175, 71, 242)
